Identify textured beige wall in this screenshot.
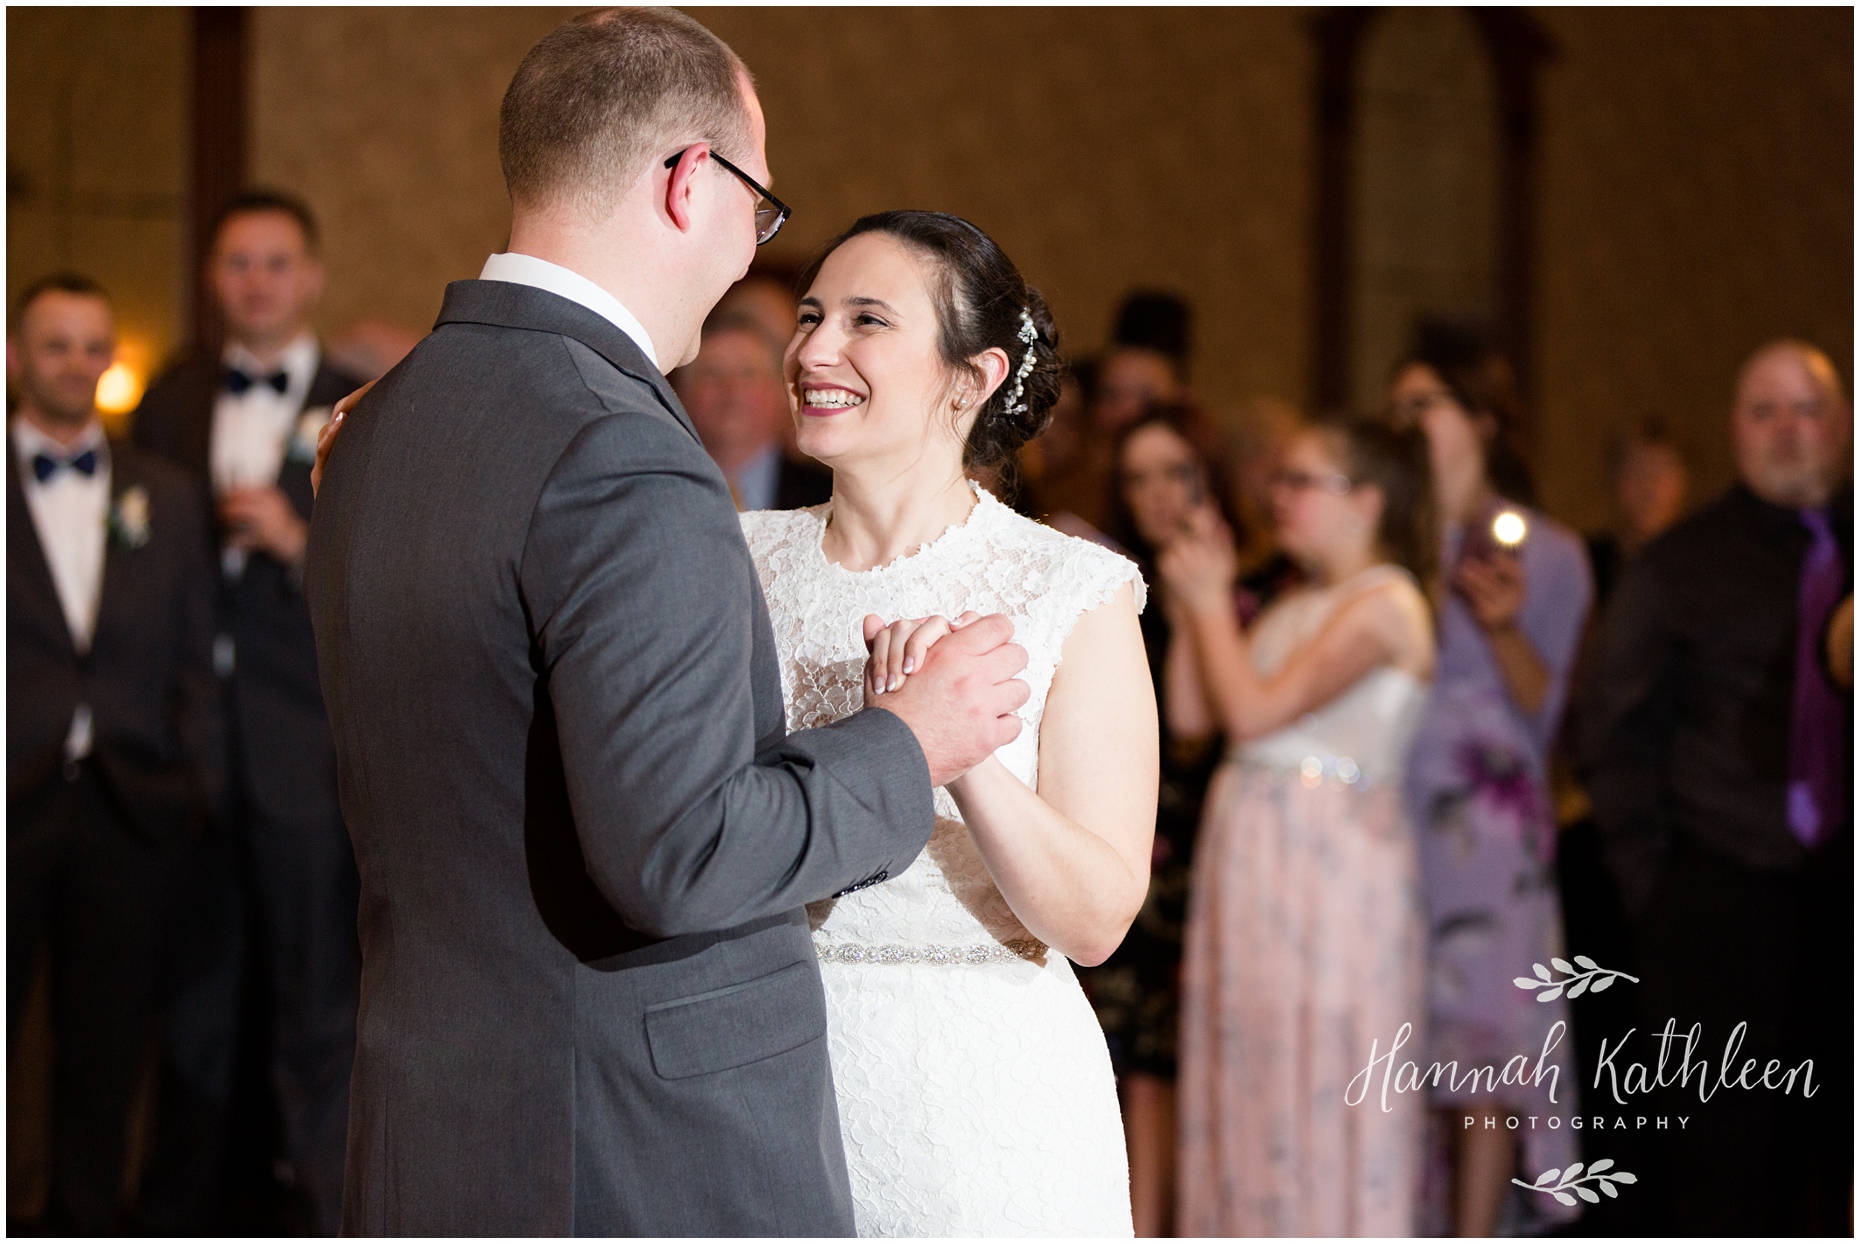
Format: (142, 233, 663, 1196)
(1349, 6, 1500, 414)
(249, 6, 582, 339)
(700, 7, 1313, 407)
(6, 6, 189, 388)
(27, 8, 1837, 534)
(1533, 6, 1854, 531)
(248, 7, 1313, 410)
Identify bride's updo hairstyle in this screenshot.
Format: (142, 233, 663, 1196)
(797, 210, 1063, 471)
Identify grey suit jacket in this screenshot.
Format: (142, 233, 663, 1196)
(304, 280, 934, 1236)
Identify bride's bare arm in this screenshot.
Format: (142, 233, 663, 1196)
(945, 582, 1157, 967)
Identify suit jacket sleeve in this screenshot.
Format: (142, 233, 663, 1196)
(1578, 552, 1676, 916)
(167, 478, 229, 824)
(520, 410, 934, 940)
(129, 363, 195, 462)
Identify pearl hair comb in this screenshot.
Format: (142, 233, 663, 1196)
(1002, 309, 1040, 416)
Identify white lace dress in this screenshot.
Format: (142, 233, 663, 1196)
(742, 486, 1141, 1238)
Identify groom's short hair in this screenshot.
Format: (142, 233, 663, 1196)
(500, 8, 752, 221)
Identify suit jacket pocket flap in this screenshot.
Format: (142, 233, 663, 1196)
(643, 960, 825, 1080)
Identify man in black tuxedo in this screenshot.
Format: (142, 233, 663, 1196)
(673, 309, 833, 510)
(1582, 341, 1853, 1233)
(131, 191, 362, 1234)
(7, 274, 224, 1233)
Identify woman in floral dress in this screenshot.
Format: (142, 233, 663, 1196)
(1388, 337, 1593, 1235)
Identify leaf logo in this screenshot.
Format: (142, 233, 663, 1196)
(1512, 955, 1639, 1002)
(1512, 1159, 1637, 1206)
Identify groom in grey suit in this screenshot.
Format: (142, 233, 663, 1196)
(304, 10, 1028, 1236)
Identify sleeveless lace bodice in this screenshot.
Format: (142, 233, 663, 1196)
(743, 485, 1144, 952)
(742, 486, 1141, 1237)
(1238, 565, 1429, 784)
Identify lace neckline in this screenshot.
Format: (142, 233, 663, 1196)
(815, 480, 997, 578)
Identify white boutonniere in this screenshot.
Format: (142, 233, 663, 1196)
(110, 485, 152, 550)
(287, 406, 333, 465)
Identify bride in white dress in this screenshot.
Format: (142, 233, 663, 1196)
(743, 210, 1156, 1236)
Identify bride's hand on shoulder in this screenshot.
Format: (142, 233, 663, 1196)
(310, 379, 376, 496)
(862, 611, 982, 704)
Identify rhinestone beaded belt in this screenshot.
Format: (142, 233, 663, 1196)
(813, 938, 1047, 966)
(1230, 752, 1383, 790)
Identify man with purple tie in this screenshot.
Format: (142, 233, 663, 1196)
(1583, 340, 1852, 1235)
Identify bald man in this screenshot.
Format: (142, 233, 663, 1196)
(1580, 340, 1852, 1234)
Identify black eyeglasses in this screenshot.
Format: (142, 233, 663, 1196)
(664, 147, 790, 245)
(1270, 467, 1355, 496)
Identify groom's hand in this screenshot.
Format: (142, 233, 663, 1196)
(870, 612, 1028, 787)
(862, 611, 983, 701)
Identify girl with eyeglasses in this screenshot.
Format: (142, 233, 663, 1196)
(1160, 410, 1437, 1236)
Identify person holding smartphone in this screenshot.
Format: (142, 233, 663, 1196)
(1386, 330, 1593, 1236)
(1077, 402, 1241, 1237)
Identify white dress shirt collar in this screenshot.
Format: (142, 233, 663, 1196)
(479, 252, 660, 371)
(223, 331, 320, 400)
(212, 332, 318, 502)
(12, 415, 112, 661)
(12, 415, 106, 466)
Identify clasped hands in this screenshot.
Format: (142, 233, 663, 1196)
(861, 611, 1030, 789)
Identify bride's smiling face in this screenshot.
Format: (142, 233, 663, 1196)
(786, 232, 972, 472)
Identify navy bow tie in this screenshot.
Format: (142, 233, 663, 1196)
(223, 366, 290, 397)
(31, 449, 99, 483)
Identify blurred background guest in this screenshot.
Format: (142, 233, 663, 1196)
(1028, 291, 1193, 536)
(324, 320, 423, 386)
(1387, 326, 1591, 1235)
(1019, 364, 1102, 535)
(1169, 411, 1436, 1236)
(1112, 291, 1192, 382)
(711, 273, 820, 470)
(130, 191, 362, 1235)
(1094, 292, 1192, 454)
(1217, 395, 1306, 610)
(7, 275, 224, 1233)
(1581, 340, 1852, 1235)
(1587, 418, 1691, 604)
(1093, 344, 1187, 445)
(1079, 402, 1238, 1235)
(1550, 415, 1693, 1230)
(713, 271, 799, 357)
(672, 311, 830, 511)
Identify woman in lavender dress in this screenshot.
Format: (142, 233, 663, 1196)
(1388, 337, 1593, 1235)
